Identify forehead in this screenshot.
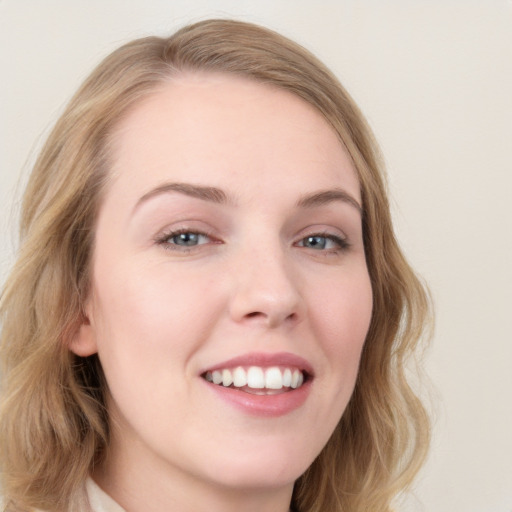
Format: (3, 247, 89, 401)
(107, 72, 360, 204)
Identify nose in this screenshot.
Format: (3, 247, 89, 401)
(228, 245, 304, 328)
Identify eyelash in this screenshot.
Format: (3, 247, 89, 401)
(155, 229, 350, 254)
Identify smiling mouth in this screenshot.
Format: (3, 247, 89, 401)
(202, 366, 307, 395)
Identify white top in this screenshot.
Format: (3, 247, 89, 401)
(85, 479, 126, 512)
(33, 479, 297, 511)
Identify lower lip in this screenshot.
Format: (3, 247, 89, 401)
(202, 379, 312, 417)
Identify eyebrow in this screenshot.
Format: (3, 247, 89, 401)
(133, 182, 361, 215)
(296, 188, 362, 213)
(133, 182, 231, 213)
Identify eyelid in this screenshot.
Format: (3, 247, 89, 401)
(296, 223, 349, 240)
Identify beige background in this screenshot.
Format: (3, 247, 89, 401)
(1, 1, 511, 511)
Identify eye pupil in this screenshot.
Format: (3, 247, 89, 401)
(305, 236, 327, 249)
(174, 233, 199, 246)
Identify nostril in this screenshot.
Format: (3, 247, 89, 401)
(242, 310, 299, 329)
(246, 312, 263, 319)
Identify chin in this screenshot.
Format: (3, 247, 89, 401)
(199, 445, 313, 490)
(208, 467, 302, 491)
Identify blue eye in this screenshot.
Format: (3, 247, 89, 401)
(303, 236, 329, 250)
(171, 232, 206, 246)
(298, 234, 348, 251)
(159, 230, 211, 249)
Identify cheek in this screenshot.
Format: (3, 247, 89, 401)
(311, 270, 373, 373)
(91, 262, 223, 370)
(297, 269, 372, 455)
(88, 266, 217, 432)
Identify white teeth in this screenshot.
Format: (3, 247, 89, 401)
(247, 367, 265, 389)
(233, 366, 247, 387)
(265, 367, 283, 389)
(283, 368, 292, 387)
(290, 369, 300, 389)
(222, 369, 233, 387)
(205, 366, 306, 390)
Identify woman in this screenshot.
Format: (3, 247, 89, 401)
(0, 19, 431, 512)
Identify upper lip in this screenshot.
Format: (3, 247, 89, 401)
(200, 351, 314, 377)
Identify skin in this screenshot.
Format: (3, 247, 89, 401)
(71, 73, 373, 512)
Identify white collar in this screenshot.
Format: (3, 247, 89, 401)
(86, 478, 126, 512)
(85, 478, 296, 512)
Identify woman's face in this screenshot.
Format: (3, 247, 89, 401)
(73, 73, 372, 497)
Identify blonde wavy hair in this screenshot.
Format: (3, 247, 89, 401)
(0, 19, 431, 512)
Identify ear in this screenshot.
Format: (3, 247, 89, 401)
(67, 304, 98, 357)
